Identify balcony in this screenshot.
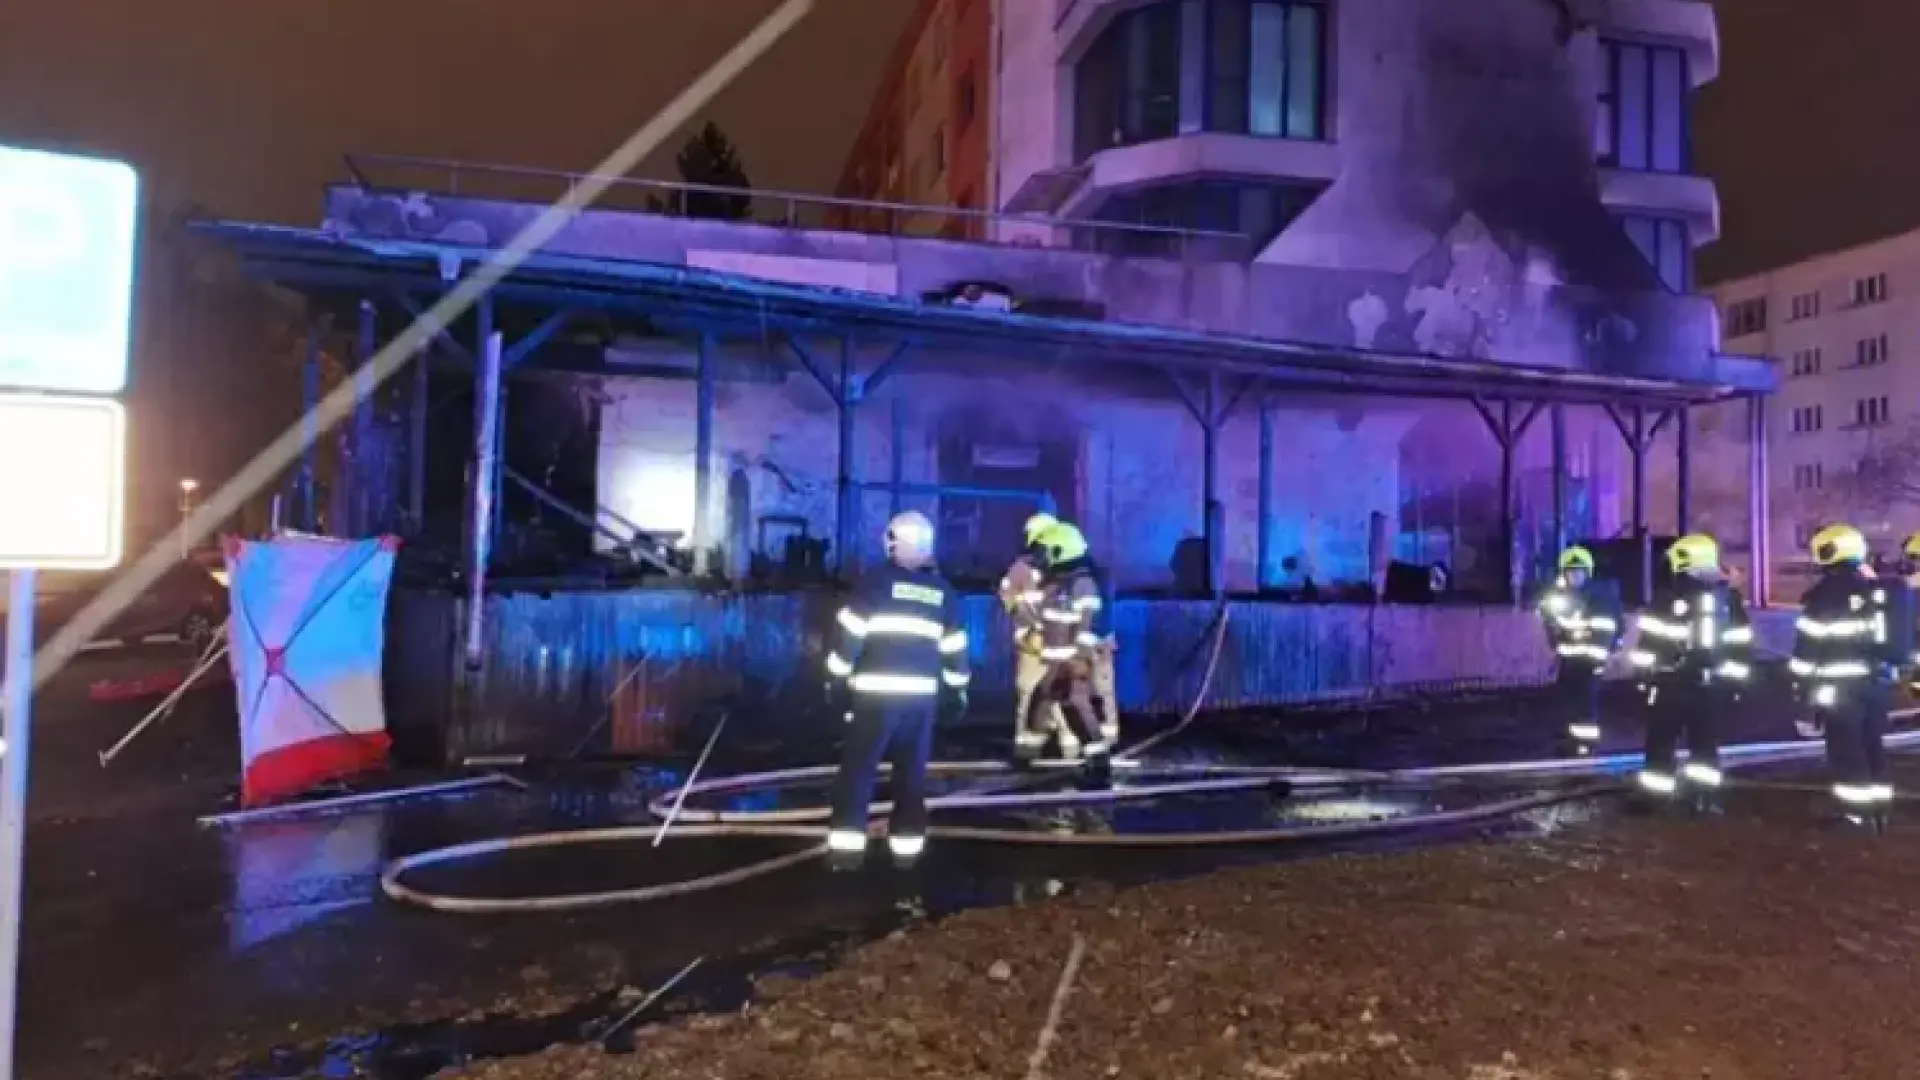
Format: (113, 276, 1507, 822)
(1595, 0, 1719, 84)
(1055, 133, 1341, 218)
(1597, 168, 1719, 246)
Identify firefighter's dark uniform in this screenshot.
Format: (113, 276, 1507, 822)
(1537, 547, 1624, 748)
(824, 559, 970, 865)
(1629, 534, 1752, 808)
(1791, 525, 1912, 824)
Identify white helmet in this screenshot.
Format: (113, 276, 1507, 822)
(885, 511, 936, 570)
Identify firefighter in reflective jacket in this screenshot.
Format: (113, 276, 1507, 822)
(1039, 521, 1120, 743)
(1628, 533, 1753, 809)
(1026, 524, 1112, 782)
(1898, 532, 1920, 688)
(1001, 554, 1077, 761)
(824, 511, 970, 869)
(1790, 523, 1912, 826)
(1537, 545, 1624, 750)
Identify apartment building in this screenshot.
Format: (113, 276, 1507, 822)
(1712, 228, 1920, 596)
(839, 0, 1717, 277)
(832, 0, 993, 236)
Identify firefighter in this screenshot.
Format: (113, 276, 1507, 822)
(1001, 554, 1077, 763)
(823, 510, 971, 870)
(1023, 511, 1059, 562)
(1537, 545, 1624, 751)
(1627, 533, 1754, 812)
(1026, 523, 1111, 783)
(1899, 533, 1920, 686)
(1790, 524, 1912, 828)
(1038, 520, 1120, 743)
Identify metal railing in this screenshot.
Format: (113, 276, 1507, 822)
(339, 152, 1253, 261)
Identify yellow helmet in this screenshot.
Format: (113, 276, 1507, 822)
(1022, 512, 1059, 547)
(1809, 523, 1868, 566)
(1665, 533, 1719, 574)
(1041, 522, 1089, 564)
(1903, 533, 1920, 561)
(1556, 546, 1595, 573)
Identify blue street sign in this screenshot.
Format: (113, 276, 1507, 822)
(0, 145, 139, 395)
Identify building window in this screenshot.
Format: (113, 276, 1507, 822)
(1203, 0, 1327, 141)
(1853, 334, 1889, 367)
(1788, 291, 1821, 321)
(1618, 215, 1689, 292)
(1595, 38, 1689, 173)
(1792, 463, 1824, 492)
(1082, 179, 1323, 255)
(1074, 2, 1184, 158)
(1854, 396, 1891, 428)
(957, 69, 977, 131)
(1850, 273, 1888, 306)
(1723, 297, 1766, 338)
(1790, 405, 1823, 433)
(1789, 348, 1822, 377)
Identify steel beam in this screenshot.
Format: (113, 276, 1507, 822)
(298, 318, 324, 530)
(836, 336, 857, 577)
(354, 299, 377, 536)
(1257, 398, 1274, 592)
(1748, 395, 1771, 607)
(409, 335, 429, 533)
(1471, 397, 1543, 604)
(693, 333, 716, 574)
(1675, 406, 1691, 533)
(465, 328, 503, 671)
(1549, 404, 1567, 557)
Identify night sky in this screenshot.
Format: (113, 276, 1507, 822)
(0, 0, 1907, 525)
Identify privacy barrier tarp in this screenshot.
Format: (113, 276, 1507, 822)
(225, 534, 399, 806)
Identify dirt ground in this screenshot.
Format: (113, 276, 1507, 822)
(436, 782, 1920, 1080)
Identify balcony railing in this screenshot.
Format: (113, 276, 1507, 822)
(339, 153, 1253, 262)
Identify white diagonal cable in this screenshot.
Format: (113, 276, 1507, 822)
(29, 0, 815, 691)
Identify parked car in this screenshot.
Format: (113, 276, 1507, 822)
(34, 559, 229, 653)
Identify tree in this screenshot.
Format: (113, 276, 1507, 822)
(1829, 421, 1920, 525)
(669, 121, 754, 221)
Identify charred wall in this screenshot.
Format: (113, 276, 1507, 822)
(592, 338, 1634, 595)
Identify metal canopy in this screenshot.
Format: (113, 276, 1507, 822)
(192, 220, 1772, 410)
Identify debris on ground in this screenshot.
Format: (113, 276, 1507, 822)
(436, 794, 1920, 1079)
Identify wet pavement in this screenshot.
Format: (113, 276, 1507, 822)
(14, 649, 1894, 1079)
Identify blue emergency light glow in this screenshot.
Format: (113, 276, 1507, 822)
(0, 144, 140, 395)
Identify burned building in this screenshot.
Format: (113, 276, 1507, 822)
(197, 0, 1770, 758)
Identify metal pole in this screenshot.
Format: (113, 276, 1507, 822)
(1675, 406, 1691, 534)
(408, 345, 429, 533)
(0, 567, 38, 1080)
(1749, 395, 1771, 607)
(1256, 400, 1273, 591)
(299, 325, 321, 530)
(1203, 370, 1221, 598)
(353, 299, 377, 536)
(1630, 407, 1650, 605)
(465, 330, 503, 670)
(692, 333, 715, 574)
(1549, 404, 1567, 554)
(835, 337, 856, 578)
(1498, 401, 1518, 604)
(890, 398, 906, 518)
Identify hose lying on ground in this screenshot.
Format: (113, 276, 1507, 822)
(382, 728, 1920, 914)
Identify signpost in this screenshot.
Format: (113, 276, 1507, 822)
(0, 144, 138, 1080)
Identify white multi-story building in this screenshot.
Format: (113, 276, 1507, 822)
(1713, 229, 1920, 598)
